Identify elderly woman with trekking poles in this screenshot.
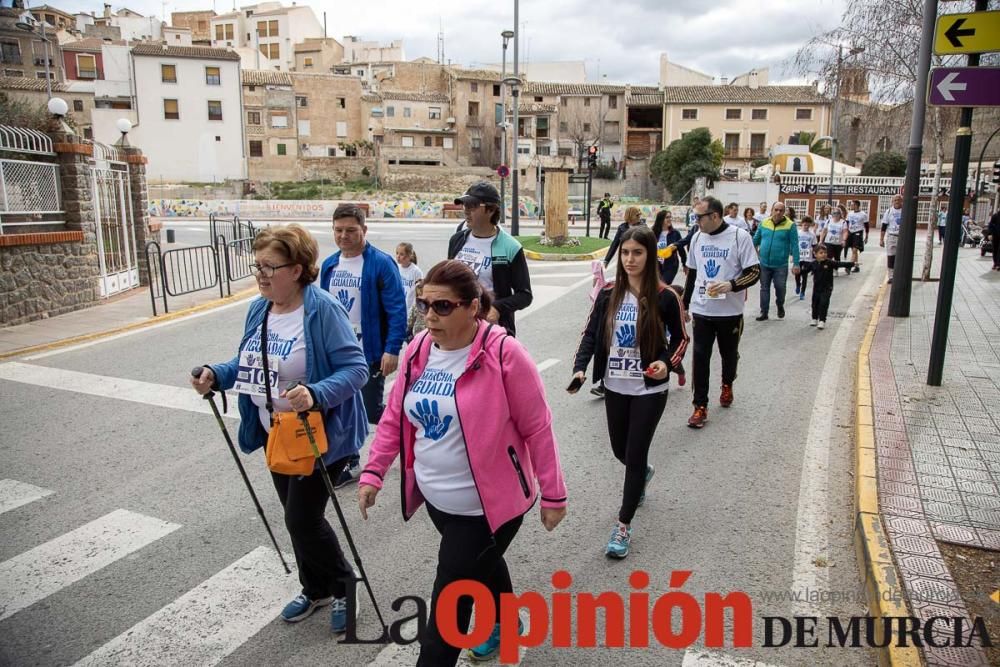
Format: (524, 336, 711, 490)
(357, 259, 568, 665)
(190, 223, 370, 634)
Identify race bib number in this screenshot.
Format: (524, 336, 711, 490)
(234, 349, 280, 397)
(697, 279, 725, 302)
(607, 346, 643, 380)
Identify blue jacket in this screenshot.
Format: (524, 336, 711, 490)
(319, 242, 408, 367)
(209, 284, 370, 467)
(753, 216, 801, 268)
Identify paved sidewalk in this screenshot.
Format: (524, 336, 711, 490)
(869, 249, 998, 667)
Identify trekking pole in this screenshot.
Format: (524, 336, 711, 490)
(190, 368, 291, 575)
(286, 381, 389, 636)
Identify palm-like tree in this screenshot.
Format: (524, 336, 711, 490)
(793, 131, 832, 158)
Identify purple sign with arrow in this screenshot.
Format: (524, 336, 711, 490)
(928, 67, 1000, 107)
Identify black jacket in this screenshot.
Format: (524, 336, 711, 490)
(603, 221, 648, 266)
(809, 259, 855, 293)
(598, 198, 613, 221)
(447, 227, 533, 336)
(573, 285, 688, 387)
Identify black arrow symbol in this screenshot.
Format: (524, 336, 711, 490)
(945, 18, 976, 48)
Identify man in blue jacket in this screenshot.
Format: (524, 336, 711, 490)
(321, 203, 407, 486)
(752, 202, 800, 321)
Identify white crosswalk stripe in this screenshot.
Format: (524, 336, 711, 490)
(72, 546, 299, 667)
(0, 479, 53, 516)
(0, 508, 180, 621)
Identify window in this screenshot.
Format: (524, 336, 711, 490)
(1, 41, 21, 65)
(76, 54, 97, 79)
(517, 145, 530, 155)
(561, 97, 567, 107)
(534, 96, 543, 102)
(424, 136, 433, 147)
(303, 57, 313, 69)
(537, 145, 551, 156)
(247, 111, 261, 125)
(259, 43, 279, 59)
(583, 123, 591, 133)
(493, 84, 500, 96)
(343, 144, 358, 157)
(338, 97, 347, 109)
(276, 143, 287, 156)
(403, 107, 411, 118)
(356, 69, 364, 76)
(784, 198, 809, 215)
(751, 108, 767, 120)
(249, 140, 263, 157)
(336, 121, 347, 137)
(536, 116, 548, 139)
(83, 127, 93, 139)
(725, 108, 742, 120)
(681, 108, 698, 120)
(468, 101, 479, 116)
(443, 137, 453, 149)
(270, 112, 288, 128)
(471, 137, 482, 149)
(471, 82, 478, 93)
(750, 133, 766, 156)
(161, 64, 176, 83)
(205, 66, 220, 85)
(584, 97, 591, 107)
(796, 108, 813, 120)
(435, 136, 444, 147)
(401, 135, 414, 147)
(429, 106, 441, 119)
(37, 71, 54, 80)
(298, 120, 310, 136)
(495, 103, 503, 123)
(296, 96, 307, 108)
(207, 100, 223, 121)
(257, 19, 279, 37)
(163, 98, 179, 119)
(3, 69, 23, 77)
(328, 147, 337, 157)
(559, 121, 568, 132)
(214, 23, 233, 40)
(608, 95, 617, 109)
(724, 132, 740, 155)
(558, 147, 572, 156)
(73, 99, 84, 112)
(386, 106, 395, 117)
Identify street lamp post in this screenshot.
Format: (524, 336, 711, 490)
(15, 12, 52, 99)
(511, 0, 520, 237)
(500, 30, 514, 226)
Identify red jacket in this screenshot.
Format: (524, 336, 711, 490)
(360, 321, 568, 533)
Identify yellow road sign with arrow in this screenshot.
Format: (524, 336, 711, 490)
(935, 11, 1000, 55)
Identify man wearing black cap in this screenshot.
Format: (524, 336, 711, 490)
(448, 181, 533, 335)
(597, 193, 614, 239)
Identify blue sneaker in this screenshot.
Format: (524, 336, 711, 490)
(330, 597, 357, 634)
(468, 619, 524, 661)
(637, 465, 655, 507)
(281, 593, 333, 622)
(794, 286, 800, 295)
(605, 522, 631, 559)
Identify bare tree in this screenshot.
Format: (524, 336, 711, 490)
(793, 0, 986, 280)
(559, 102, 602, 170)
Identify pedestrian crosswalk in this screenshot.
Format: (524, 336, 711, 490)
(0, 479, 53, 516)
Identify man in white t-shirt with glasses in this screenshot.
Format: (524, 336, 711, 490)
(683, 196, 761, 429)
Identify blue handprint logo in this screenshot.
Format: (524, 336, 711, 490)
(704, 258, 721, 278)
(616, 323, 636, 347)
(409, 398, 453, 441)
(336, 289, 355, 312)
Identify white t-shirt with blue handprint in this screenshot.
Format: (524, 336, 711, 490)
(686, 226, 759, 318)
(244, 306, 307, 431)
(605, 292, 664, 396)
(327, 254, 364, 334)
(405, 342, 482, 516)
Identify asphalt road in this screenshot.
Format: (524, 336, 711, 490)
(0, 224, 883, 666)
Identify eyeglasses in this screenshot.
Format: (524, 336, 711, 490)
(416, 297, 469, 316)
(695, 212, 714, 221)
(250, 262, 294, 278)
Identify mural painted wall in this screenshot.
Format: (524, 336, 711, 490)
(149, 196, 544, 219)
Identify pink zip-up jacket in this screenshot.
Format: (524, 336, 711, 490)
(359, 321, 568, 534)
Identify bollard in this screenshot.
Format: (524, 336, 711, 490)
(166, 229, 175, 243)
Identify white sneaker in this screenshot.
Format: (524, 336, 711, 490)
(809, 319, 817, 327)
(817, 321, 826, 330)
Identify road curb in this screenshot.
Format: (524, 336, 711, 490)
(522, 247, 608, 261)
(853, 283, 922, 667)
(0, 287, 258, 361)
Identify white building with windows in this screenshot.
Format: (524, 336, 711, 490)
(209, 2, 322, 71)
(130, 44, 244, 182)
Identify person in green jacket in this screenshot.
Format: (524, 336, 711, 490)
(752, 202, 801, 321)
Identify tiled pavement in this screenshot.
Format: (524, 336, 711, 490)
(870, 250, 998, 667)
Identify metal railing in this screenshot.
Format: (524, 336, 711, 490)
(146, 240, 224, 316)
(217, 232, 257, 296)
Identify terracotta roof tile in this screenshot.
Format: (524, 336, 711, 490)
(131, 44, 241, 61)
(242, 69, 293, 86)
(662, 85, 828, 105)
(380, 90, 449, 103)
(0, 76, 68, 92)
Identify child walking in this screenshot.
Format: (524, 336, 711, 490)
(794, 216, 818, 300)
(396, 243, 423, 339)
(808, 244, 855, 330)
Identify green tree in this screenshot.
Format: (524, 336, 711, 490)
(861, 151, 906, 177)
(793, 131, 832, 158)
(649, 128, 722, 199)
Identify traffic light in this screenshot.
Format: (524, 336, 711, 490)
(992, 159, 1000, 184)
(587, 145, 598, 170)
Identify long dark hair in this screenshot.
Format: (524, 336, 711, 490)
(604, 226, 664, 362)
(422, 260, 493, 318)
(651, 209, 673, 239)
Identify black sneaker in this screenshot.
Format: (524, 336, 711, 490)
(590, 383, 606, 398)
(755, 314, 769, 322)
(777, 305, 785, 319)
(334, 460, 360, 489)
(852, 266, 860, 273)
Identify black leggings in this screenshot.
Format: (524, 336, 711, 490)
(417, 504, 523, 667)
(794, 261, 812, 293)
(604, 388, 668, 524)
(692, 315, 743, 408)
(271, 457, 354, 600)
(812, 288, 833, 322)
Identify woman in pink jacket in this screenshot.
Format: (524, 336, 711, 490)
(357, 259, 567, 665)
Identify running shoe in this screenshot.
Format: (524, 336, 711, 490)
(810, 319, 818, 326)
(281, 593, 334, 623)
(687, 405, 708, 428)
(794, 287, 800, 295)
(777, 305, 785, 319)
(677, 373, 687, 387)
(330, 597, 357, 634)
(605, 523, 632, 559)
(638, 465, 655, 506)
(852, 266, 860, 273)
(799, 293, 805, 301)
(590, 383, 606, 398)
(334, 460, 360, 489)
(755, 313, 768, 322)
(817, 321, 826, 330)
(468, 620, 524, 661)
(720, 384, 734, 407)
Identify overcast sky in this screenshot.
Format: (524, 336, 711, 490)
(47, 0, 848, 84)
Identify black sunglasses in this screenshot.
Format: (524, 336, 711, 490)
(416, 298, 470, 316)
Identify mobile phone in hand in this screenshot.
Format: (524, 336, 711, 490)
(567, 376, 584, 392)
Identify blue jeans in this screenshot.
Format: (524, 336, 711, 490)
(759, 265, 788, 315)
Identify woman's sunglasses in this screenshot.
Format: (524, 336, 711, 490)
(416, 298, 469, 316)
